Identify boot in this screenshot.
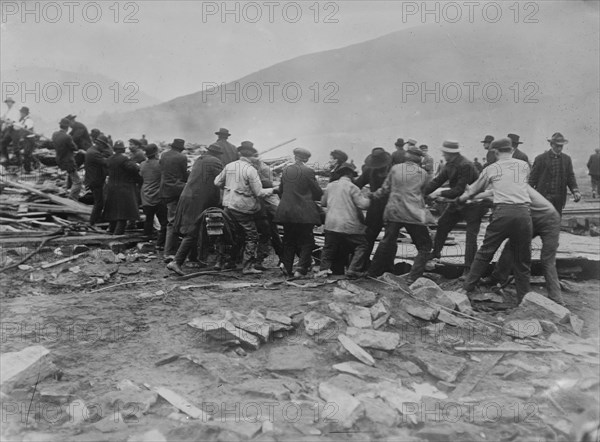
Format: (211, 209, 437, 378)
(242, 261, 262, 275)
(166, 261, 185, 276)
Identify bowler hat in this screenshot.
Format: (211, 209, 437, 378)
(129, 138, 142, 147)
(64, 114, 77, 120)
(481, 135, 494, 144)
(3, 97, 15, 104)
(394, 138, 405, 147)
(439, 140, 461, 153)
(330, 149, 348, 162)
(113, 140, 126, 152)
(207, 143, 223, 154)
(406, 145, 425, 157)
(335, 162, 357, 177)
(169, 138, 185, 150)
(215, 128, 231, 136)
(507, 133, 523, 145)
(59, 118, 71, 127)
(238, 141, 257, 156)
(364, 147, 392, 169)
(491, 138, 513, 151)
(419, 144, 428, 151)
(293, 147, 311, 161)
(96, 134, 111, 148)
(547, 132, 568, 145)
(19, 106, 29, 114)
(144, 143, 159, 156)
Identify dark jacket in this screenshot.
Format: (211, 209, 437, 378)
(587, 152, 600, 177)
(214, 139, 239, 166)
(140, 158, 162, 207)
(512, 148, 529, 165)
(424, 154, 479, 199)
(159, 149, 189, 202)
(102, 153, 143, 221)
(529, 150, 578, 210)
(70, 121, 92, 151)
(355, 165, 390, 227)
(52, 129, 78, 172)
(173, 154, 223, 235)
(274, 162, 323, 225)
(84, 145, 108, 188)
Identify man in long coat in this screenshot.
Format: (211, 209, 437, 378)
(167, 144, 224, 275)
(52, 118, 82, 200)
(84, 134, 111, 225)
(529, 132, 581, 215)
(102, 141, 143, 235)
(367, 146, 434, 282)
(159, 138, 189, 259)
(274, 148, 323, 277)
(213, 128, 238, 166)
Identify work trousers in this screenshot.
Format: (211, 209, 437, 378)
(320, 231, 369, 274)
(227, 208, 270, 265)
(142, 204, 168, 247)
(89, 185, 105, 225)
(164, 199, 179, 256)
(368, 221, 432, 281)
(464, 204, 532, 299)
(280, 223, 315, 275)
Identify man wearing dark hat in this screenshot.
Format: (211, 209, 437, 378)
(328, 149, 349, 181)
(213, 128, 238, 165)
(507, 133, 529, 165)
(52, 118, 82, 200)
(167, 144, 224, 275)
(1, 97, 20, 164)
(458, 137, 533, 300)
(102, 141, 143, 235)
(355, 147, 393, 268)
(214, 141, 273, 274)
(160, 138, 189, 260)
(140, 143, 168, 248)
(318, 162, 370, 278)
(588, 147, 600, 198)
(84, 134, 111, 225)
(128, 138, 147, 164)
(424, 140, 487, 272)
(274, 147, 323, 277)
(529, 132, 580, 215)
(391, 138, 406, 165)
(13, 106, 36, 173)
(481, 135, 495, 166)
(65, 115, 92, 152)
(367, 145, 434, 283)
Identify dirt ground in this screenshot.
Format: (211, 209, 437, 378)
(1, 244, 599, 442)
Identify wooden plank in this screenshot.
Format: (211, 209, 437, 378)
(450, 353, 504, 400)
(0, 234, 128, 246)
(4, 179, 91, 215)
(149, 385, 209, 420)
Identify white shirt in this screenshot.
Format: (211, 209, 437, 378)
(466, 157, 531, 205)
(1, 105, 20, 130)
(214, 157, 272, 214)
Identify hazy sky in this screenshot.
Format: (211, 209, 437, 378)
(1, 1, 427, 101)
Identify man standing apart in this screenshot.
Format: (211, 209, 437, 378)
(0, 97, 20, 164)
(424, 140, 486, 272)
(214, 141, 273, 274)
(274, 148, 323, 277)
(458, 138, 532, 301)
(213, 128, 238, 166)
(160, 138, 189, 260)
(588, 148, 600, 198)
(318, 163, 370, 278)
(367, 146, 434, 283)
(529, 132, 581, 215)
(52, 118, 82, 200)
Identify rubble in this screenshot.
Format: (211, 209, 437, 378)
(267, 345, 316, 371)
(410, 349, 467, 383)
(337, 334, 375, 366)
(519, 292, 571, 323)
(335, 280, 377, 306)
(1, 346, 57, 393)
(443, 290, 473, 312)
(344, 327, 400, 351)
(303, 311, 337, 338)
(332, 361, 397, 381)
(329, 302, 372, 328)
(318, 382, 365, 428)
(370, 297, 390, 319)
(503, 319, 543, 339)
(400, 297, 439, 321)
(188, 315, 260, 350)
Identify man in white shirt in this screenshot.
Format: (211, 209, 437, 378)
(458, 137, 533, 301)
(13, 106, 36, 172)
(1, 97, 21, 164)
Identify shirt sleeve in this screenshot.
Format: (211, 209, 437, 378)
(350, 184, 371, 210)
(214, 167, 226, 188)
(465, 167, 492, 199)
(248, 167, 264, 197)
(441, 163, 478, 199)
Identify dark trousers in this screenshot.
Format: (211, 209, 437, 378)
(108, 220, 127, 235)
(14, 137, 36, 172)
(0, 127, 17, 160)
(89, 185, 105, 225)
(591, 175, 600, 196)
(164, 200, 179, 256)
(227, 208, 269, 265)
(320, 231, 369, 274)
(142, 204, 168, 247)
(368, 221, 432, 281)
(432, 202, 489, 269)
(281, 223, 315, 274)
(493, 214, 561, 301)
(464, 204, 532, 299)
(363, 201, 386, 271)
(174, 229, 199, 266)
(541, 194, 564, 216)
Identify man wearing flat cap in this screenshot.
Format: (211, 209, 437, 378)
(167, 144, 224, 275)
(529, 132, 580, 215)
(355, 147, 393, 269)
(140, 144, 168, 249)
(214, 141, 274, 274)
(160, 138, 189, 260)
(84, 134, 111, 225)
(52, 118, 82, 200)
(213, 128, 238, 165)
(459, 137, 533, 300)
(424, 140, 487, 273)
(368, 146, 435, 283)
(274, 147, 323, 277)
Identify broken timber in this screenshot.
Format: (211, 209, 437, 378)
(4, 179, 91, 216)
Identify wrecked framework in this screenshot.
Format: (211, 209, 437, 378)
(1, 168, 600, 441)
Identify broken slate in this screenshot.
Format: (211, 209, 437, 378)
(188, 315, 260, 350)
(337, 280, 377, 306)
(503, 319, 543, 339)
(411, 349, 467, 383)
(1, 346, 57, 393)
(303, 311, 337, 338)
(318, 382, 365, 429)
(443, 291, 472, 312)
(267, 345, 316, 371)
(344, 327, 400, 351)
(400, 297, 439, 321)
(370, 298, 390, 320)
(519, 292, 571, 323)
(329, 302, 372, 328)
(265, 311, 292, 326)
(570, 314, 584, 336)
(338, 334, 375, 366)
(332, 361, 397, 381)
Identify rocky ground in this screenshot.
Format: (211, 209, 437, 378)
(1, 241, 599, 442)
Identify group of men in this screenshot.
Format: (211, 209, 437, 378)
(0, 97, 35, 171)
